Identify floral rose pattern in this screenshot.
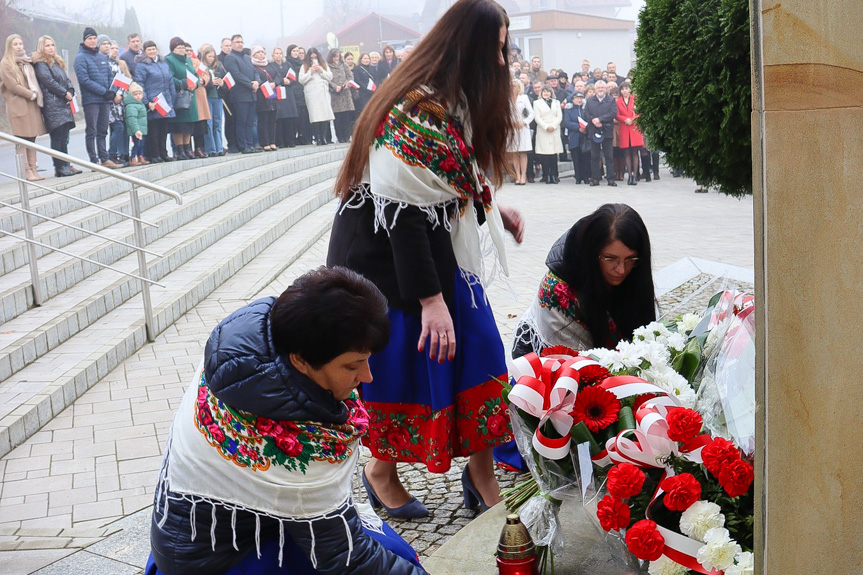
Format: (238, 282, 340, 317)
(194, 371, 368, 474)
(537, 271, 620, 348)
(363, 377, 512, 473)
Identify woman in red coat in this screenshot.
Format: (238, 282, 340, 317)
(616, 82, 644, 185)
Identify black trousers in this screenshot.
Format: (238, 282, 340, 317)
(334, 111, 353, 143)
(49, 124, 72, 169)
(257, 110, 276, 146)
(296, 105, 311, 144)
(591, 140, 615, 182)
(146, 118, 169, 160)
(276, 117, 297, 147)
(232, 101, 256, 151)
(312, 121, 331, 144)
(538, 154, 558, 181)
(224, 105, 236, 151)
(570, 147, 590, 183)
(192, 120, 206, 152)
(640, 149, 661, 175)
(83, 102, 110, 163)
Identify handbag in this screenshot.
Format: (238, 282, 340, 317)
(175, 90, 192, 110)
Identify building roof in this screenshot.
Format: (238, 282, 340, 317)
(336, 13, 420, 40)
(510, 10, 635, 31)
(291, 12, 420, 50)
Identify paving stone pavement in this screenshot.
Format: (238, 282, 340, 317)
(0, 164, 754, 574)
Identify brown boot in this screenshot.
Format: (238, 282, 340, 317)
(25, 148, 45, 181)
(138, 156, 149, 165)
(129, 157, 141, 167)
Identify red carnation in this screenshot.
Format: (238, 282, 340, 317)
(624, 519, 665, 561)
(665, 408, 704, 442)
(606, 463, 646, 499)
(571, 386, 621, 433)
(596, 495, 631, 532)
(701, 437, 741, 477)
(718, 459, 754, 497)
(487, 413, 508, 437)
(632, 393, 659, 413)
(541, 345, 579, 358)
(659, 473, 702, 511)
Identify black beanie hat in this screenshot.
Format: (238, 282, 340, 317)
(83, 27, 97, 41)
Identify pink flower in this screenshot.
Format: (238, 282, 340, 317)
(553, 282, 572, 309)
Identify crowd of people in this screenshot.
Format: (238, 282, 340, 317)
(507, 51, 664, 187)
(1, 28, 419, 179)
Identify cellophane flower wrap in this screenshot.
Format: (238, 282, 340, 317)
(502, 290, 755, 574)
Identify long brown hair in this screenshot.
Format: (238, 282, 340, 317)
(334, 0, 515, 200)
(303, 47, 327, 72)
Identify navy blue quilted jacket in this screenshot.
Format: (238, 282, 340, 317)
(150, 298, 423, 575)
(73, 43, 113, 105)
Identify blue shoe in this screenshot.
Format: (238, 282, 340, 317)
(361, 469, 429, 519)
(461, 466, 490, 511)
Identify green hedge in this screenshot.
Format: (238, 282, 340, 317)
(633, 0, 752, 196)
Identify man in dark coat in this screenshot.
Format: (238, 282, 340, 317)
(73, 27, 121, 168)
(222, 34, 259, 153)
(582, 80, 617, 186)
(120, 33, 142, 76)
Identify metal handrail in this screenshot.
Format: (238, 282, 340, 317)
(1, 131, 184, 341)
(0, 131, 182, 202)
(0, 170, 159, 228)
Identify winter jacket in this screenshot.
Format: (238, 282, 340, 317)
(165, 52, 199, 123)
(32, 60, 75, 132)
(582, 95, 617, 144)
(133, 54, 176, 121)
(73, 43, 114, 105)
(107, 58, 127, 124)
(561, 99, 586, 150)
(285, 56, 306, 109)
(253, 64, 276, 113)
(119, 48, 141, 76)
(616, 95, 644, 149)
(299, 64, 334, 123)
(268, 60, 298, 119)
(222, 49, 257, 104)
(149, 298, 423, 575)
(328, 60, 355, 114)
(123, 93, 147, 136)
(533, 97, 563, 155)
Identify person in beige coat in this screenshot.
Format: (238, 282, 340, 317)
(532, 84, 563, 184)
(1, 34, 47, 180)
(299, 48, 334, 145)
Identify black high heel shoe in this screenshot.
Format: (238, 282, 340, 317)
(461, 466, 491, 511)
(361, 468, 429, 519)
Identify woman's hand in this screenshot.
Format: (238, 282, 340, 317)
(418, 293, 455, 363)
(625, 118, 633, 125)
(498, 204, 525, 244)
(64, 92, 72, 101)
(114, 92, 123, 104)
(546, 126, 554, 133)
(335, 85, 342, 92)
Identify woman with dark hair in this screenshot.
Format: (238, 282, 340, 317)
(327, 48, 355, 143)
(353, 53, 376, 114)
(165, 36, 200, 160)
(299, 47, 334, 145)
(512, 203, 656, 358)
(327, 0, 524, 518)
(32, 35, 80, 177)
(285, 44, 310, 145)
(616, 82, 644, 185)
(532, 83, 562, 184)
(147, 266, 424, 575)
(269, 47, 298, 148)
(133, 40, 176, 162)
(375, 44, 398, 85)
(250, 45, 277, 151)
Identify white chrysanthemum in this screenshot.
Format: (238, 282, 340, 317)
(696, 528, 741, 571)
(666, 332, 686, 352)
(647, 555, 689, 575)
(723, 552, 754, 575)
(676, 313, 702, 334)
(668, 376, 697, 408)
(680, 500, 725, 541)
(633, 325, 653, 342)
(587, 348, 627, 373)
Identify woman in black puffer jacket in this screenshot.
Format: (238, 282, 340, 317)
(32, 35, 80, 178)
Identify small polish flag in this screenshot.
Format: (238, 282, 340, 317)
(153, 92, 172, 117)
(367, 78, 377, 92)
(286, 67, 297, 81)
(185, 69, 197, 90)
(260, 82, 275, 99)
(578, 116, 588, 129)
(112, 72, 132, 90)
(196, 61, 207, 75)
(69, 96, 79, 114)
(223, 72, 235, 89)
(347, 79, 360, 89)
(276, 86, 288, 100)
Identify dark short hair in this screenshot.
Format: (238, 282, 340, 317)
(127, 33, 140, 42)
(142, 40, 157, 51)
(231, 34, 243, 41)
(270, 267, 390, 368)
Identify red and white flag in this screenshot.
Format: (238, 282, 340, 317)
(347, 79, 360, 89)
(185, 69, 197, 90)
(153, 92, 172, 117)
(196, 61, 207, 75)
(286, 67, 297, 81)
(578, 116, 588, 129)
(276, 86, 288, 100)
(223, 72, 235, 89)
(69, 96, 79, 114)
(260, 82, 275, 99)
(367, 78, 377, 92)
(112, 72, 132, 90)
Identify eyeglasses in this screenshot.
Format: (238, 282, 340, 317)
(598, 255, 639, 268)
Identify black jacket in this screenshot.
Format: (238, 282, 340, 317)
(353, 65, 376, 112)
(582, 95, 617, 143)
(150, 298, 423, 575)
(33, 61, 75, 131)
(268, 60, 299, 119)
(285, 56, 307, 108)
(223, 49, 258, 104)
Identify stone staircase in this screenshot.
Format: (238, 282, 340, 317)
(0, 146, 346, 458)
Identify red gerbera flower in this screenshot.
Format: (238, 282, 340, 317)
(571, 386, 621, 432)
(541, 345, 579, 358)
(576, 363, 612, 387)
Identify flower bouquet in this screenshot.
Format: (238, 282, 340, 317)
(502, 290, 755, 574)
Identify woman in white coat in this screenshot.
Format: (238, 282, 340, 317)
(532, 84, 563, 184)
(508, 80, 533, 185)
(299, 47, 334, 145)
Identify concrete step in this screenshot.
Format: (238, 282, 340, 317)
(0, 148, 346, 324)
(0, 161, 343, 386)
(0, 179, 339, 458)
